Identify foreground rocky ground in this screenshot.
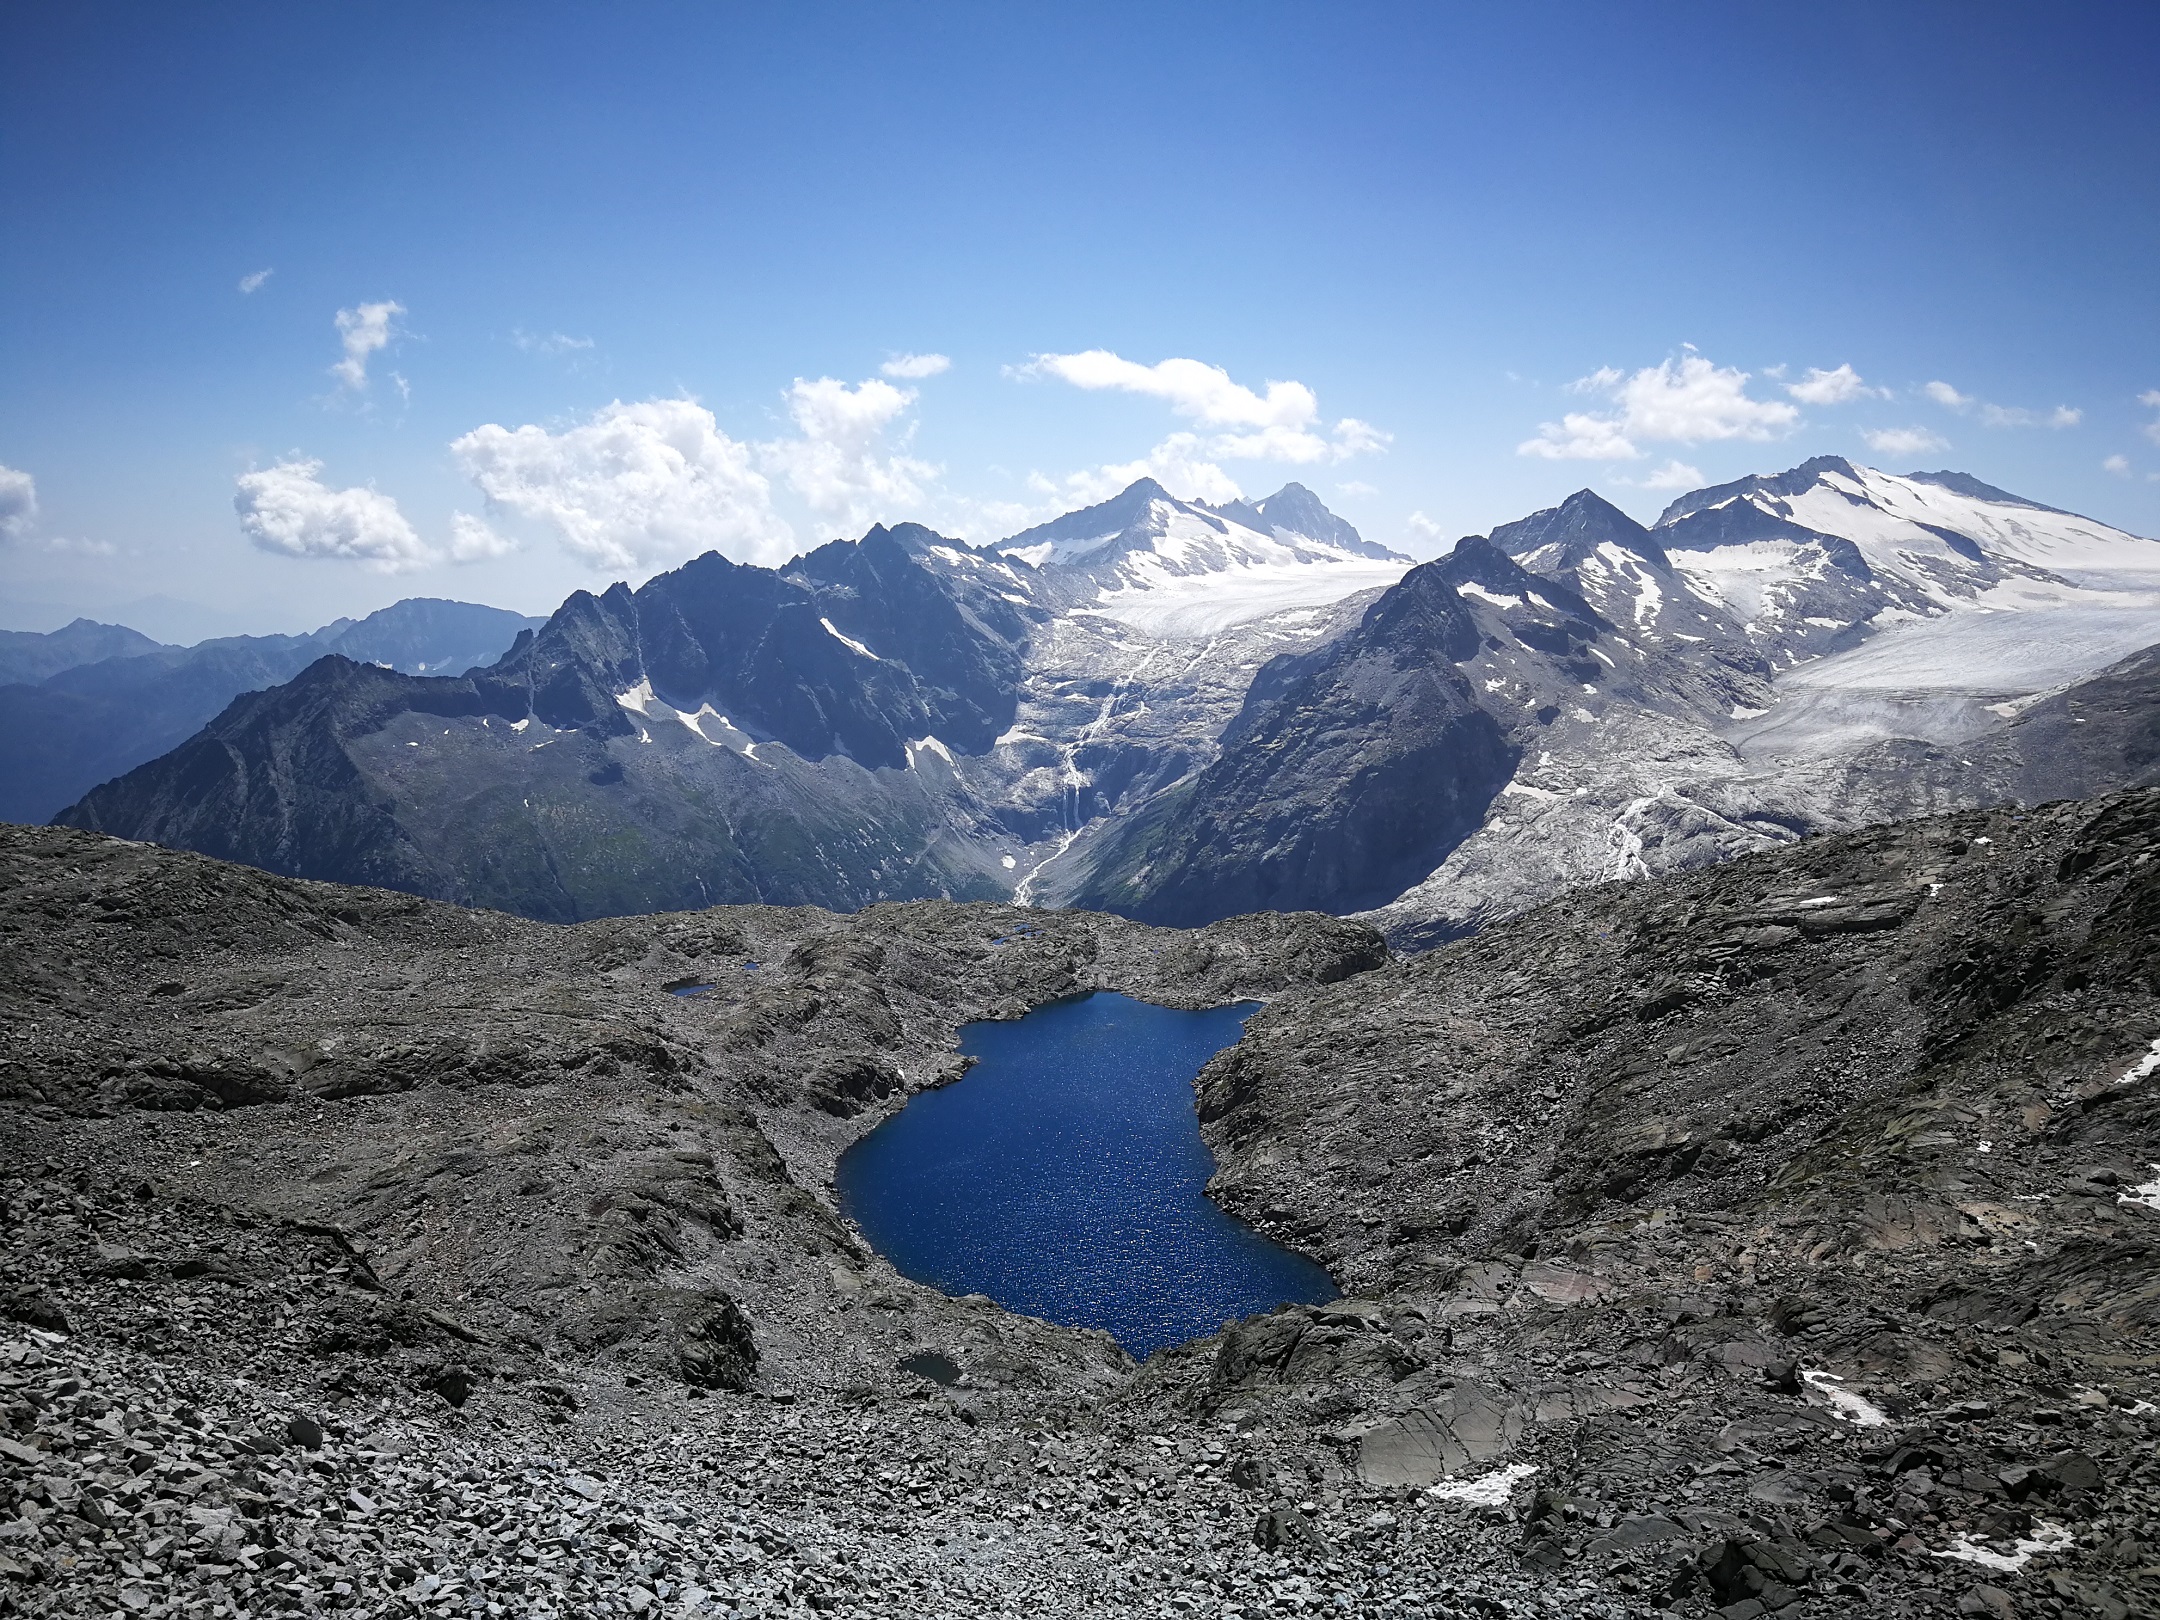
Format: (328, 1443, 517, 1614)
(3, 795, 2158, 1617)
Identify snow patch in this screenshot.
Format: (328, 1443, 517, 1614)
(1426, 1464, 1537, 1507)
(1931, 1520, 2073, 1574)
(682, 705, 765, 762)
(820, 618, 881, 660)
(2119, 1165, 2160, 1214)
(1457, 582, 1524, 609)
(2115, 1035, 2160, 1088)
(1801, 1369, 1890, 1427)
(906, 736, 955, 769)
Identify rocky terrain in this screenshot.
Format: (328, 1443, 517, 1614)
(6, 790, 2160, 1616)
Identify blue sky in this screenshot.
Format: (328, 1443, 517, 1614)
(3, 1, 2157, 637)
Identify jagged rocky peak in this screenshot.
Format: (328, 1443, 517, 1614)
(1208, 482, 1403, 561)
(1488, 488, 1668, 573)
(1652, 453, 1860, 526)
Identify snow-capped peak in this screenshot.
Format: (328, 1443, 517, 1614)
(1645, 456, 2160, 669)
(987, 479, 1409, 636)
(991, 478, 1392, 577)
(1206, 482, 1403, 561)
(1658, 457, 2157, 579)
(1490, 489, 1669, 575)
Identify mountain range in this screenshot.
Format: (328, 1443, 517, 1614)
(36, 463, 2160, 936)
(0, 598, 542, 824)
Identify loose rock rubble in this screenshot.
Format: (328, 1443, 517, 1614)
(5, 794, 2160, 1616)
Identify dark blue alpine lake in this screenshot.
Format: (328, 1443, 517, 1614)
(835, 991, 1335, 1358)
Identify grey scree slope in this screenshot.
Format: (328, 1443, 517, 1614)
(3, 790, 2159, 1617)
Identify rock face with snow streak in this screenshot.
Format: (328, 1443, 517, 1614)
(57, 529, 1047, 919)
(55, 482, 1405, 922)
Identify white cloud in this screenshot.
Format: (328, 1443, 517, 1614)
(330, 300, 406, 391)
(1637, 459, 1706, 490)
(1519, 411, 1638, 461)
(2143, 389, 2160, 447)
(1046, 433, 1248, 507)
(1980, 402, 2082, 429)
(2105, 454, 2132, 477)
(235, 459, 433, 573)
(1785, 364, 1886, 405)
(447, 512, 518, 562)
(881, 352, 951, 379)
(1336, 480, 1378, 499)
(453, 398, 793, 572)
(512, 329, 595, 356)
(760, 376, 937, 528)
(0, 463, 37, 540)
(238, 268, 273, 295)
(1023, 350, 1386, 468)
(1405, 510, 1442, 538)
(1519, 355, 1798, 461)
(1861, 426, 1950, 458)
(1924, 380, 1972, 410)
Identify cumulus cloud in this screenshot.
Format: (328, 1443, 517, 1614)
(1021, 349, 1385, 507)
(330, 300, 406, 391)
(447, 512, 518, 562)
(881, 352, 950, 379)
(1518, 355, 1798, 461)
(1926, 380, 2078, 429)
(760, 376, 937, 528)
(512, 329, 595, 356)
(238, 268, 273, 295)
(1637, 459, 1706, 490)
(1035, 433, 1248, 507)
(2105, 454, 2132, 477)
(1405, 511, 1443, 539)
(1784, 364, 1886, 405)
(1862, 426, 1950, 458)
(453, 399, 792, 572)
(1025, 350, 1386, 471)
(0, 464, 38, 540)
(1980, 403, 2082, 429)
(235, 459, 433, 573)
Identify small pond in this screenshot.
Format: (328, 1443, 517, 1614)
(836, 991, 1335, 1358)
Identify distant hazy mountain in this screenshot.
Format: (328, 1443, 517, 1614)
(0, 599, 541, 824)
(0, 618, 168, 686)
